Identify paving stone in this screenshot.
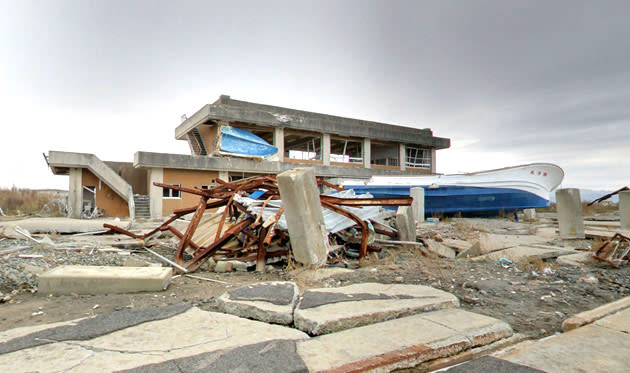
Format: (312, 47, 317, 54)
(297, 308, 513, 372)
(465, 233, 550, 257)
(216, 281, 300, 325)
(445, 356, 544, 372)
(562, 296, 630, 331)
(593, 306, 630, 333)
(291, 267, 354, 282)
(38, 265, 172, 295)
(556, 252, 597, 267)
(498, 324, 630, 373)
(293, 282, 459, 335)
(0, 307, 309, 372)
(476, 245, 574, 263)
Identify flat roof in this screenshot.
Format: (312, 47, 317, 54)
(175, 95, 450, 149)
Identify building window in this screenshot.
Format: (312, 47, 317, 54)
(201, 185, 211, 190)
(405, 146, 431, 169)
(330, 138, 363, 164)
(370, 141, 399, 167)
(284, 132, 322, 161)
(162, 184, 181, 199)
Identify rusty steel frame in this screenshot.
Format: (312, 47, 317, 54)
(594, 233, 630, 268)
(103, 175, 413, 272)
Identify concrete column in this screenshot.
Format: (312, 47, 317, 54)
(218, 171, 229, 182)
(273, 127, 284, 160)
(396, 206, 416, 248)
(322, 133, 331, 165)
(149, 167, 163, 220)
(619, 191, 630, 230)
(68, 168, 82, 218)
(556, 188, 585, 239)
(277, 168, 329, 266)
(410, 187, 425, 223)
(363, 138, 371, 168)
(430, 149, 436, 173)
(523, 208, 536, 221)
(399, 144, 406, 171)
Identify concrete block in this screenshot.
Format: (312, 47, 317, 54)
(461, 233, 549, 257)
(277, 168, 329, 266)
(478, 245, 574, 263)
(423, 239, 456, 258)
(216, 281, 300, 325)
(620, 191, 630, 230)
(410, 187, 425, 223)
(213, 261, 233, 273)
(293, 282, 459, 335)
(396, 205, 416, 245)
(556, 252, 597, 267)
(297, 308, 512, 372)
(523, 208, 536, 221)
(556, 188, 585, 239)
(38, 265, 172, 295)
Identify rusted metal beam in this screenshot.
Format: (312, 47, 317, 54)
(321, 200, 369, 259)
(320, 195, 412, 206)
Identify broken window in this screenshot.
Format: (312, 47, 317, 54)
(284, 131, 322, 161)
(405, 146, 431, 169)
(370, 142, 399, 167)
(162, 184, 181, 199)
(330, 138, 363, 164)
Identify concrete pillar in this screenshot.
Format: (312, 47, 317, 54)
(410, 187, 425, 223)
(430, 149, 436, 173)
(396, 206, 416, 248)
(149, 167, 163, 220)
(363, 138, 371, 168)
(322, 133, 331, 165)
(523, 208, 536, 221)
(68, 168, 82, 218)
(277, 168, 329, 266)
(556, 188, 585, 239)
(273, 127, 284, 160)
(619, 191, 630, 230)
(218, 171, 229, 182)
(399, 144, 406, 171)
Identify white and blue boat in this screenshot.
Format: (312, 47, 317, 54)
(343, 163, 564, 216)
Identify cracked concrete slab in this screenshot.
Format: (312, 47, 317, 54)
(293, 283, 459, 335)
(445, 356, 544, 372)
(497, 324, 630, 372)
(118, 339, 308, 373)
(216, 281, 300, 325)
(297, 308, 513, 372)
(0, 304, 190, 355)
(0, 307, 309, 372)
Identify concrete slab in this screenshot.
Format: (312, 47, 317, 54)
(293, 283, 459, 335)
(38, 265, 172, 295)
(216, 281, 299, 325)
(594, 307, 630, 333)
(297, 308, 513, 372)
(562, 296, 630, 331)
(498, 324, 630, 372)
(477, 245, 574, 263)
(476, 233, 550, 254)
(0, 307, 309, 373)
(445, 356, 544, 372)
(290, 267, 354, 282)
(556, 251, 597, 267)
(423, 239, 457, 258)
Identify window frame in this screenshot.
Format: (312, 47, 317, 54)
(162, 184, 182, 199)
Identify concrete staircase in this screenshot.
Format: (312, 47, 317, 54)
(134, 195, 150, 220)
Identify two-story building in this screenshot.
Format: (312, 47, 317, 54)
(46, 95, 450, 219)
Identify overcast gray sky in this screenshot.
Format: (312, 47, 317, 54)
(1, 0, 629, 191)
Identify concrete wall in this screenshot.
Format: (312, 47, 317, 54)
(82, 169, 129, 218)
(104, 161, 148, 195)
(161, 168, 219, 215)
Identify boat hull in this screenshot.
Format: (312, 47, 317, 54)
(347, 185, 549, 215)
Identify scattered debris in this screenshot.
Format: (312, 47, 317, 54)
(593, 233, 630, 267)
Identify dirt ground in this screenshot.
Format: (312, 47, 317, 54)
(2, 215, 629, 341)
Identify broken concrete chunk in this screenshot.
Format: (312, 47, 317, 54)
(216, 281, 299, 325)
(476, 245, 574, 263)
(293, 282, 459, 335)
(463, 233, 550, 257)
(213, 261, 233, 273)
(396, 206, 416, 245)
(423, 239, 456, 258)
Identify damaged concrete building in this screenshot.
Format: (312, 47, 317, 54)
(46, 95, 450, 219)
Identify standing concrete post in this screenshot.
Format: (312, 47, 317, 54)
(396, 206, 416, 248)
(277, 168, 329, 266)
(273, 127, 284, 160)
(68, 168, 82, 218)
(149, 168, 163, 220)
(556, 188, 585, 239)
(363, 138, 371, 168)
(399, 144, 406, 171)
(410, 187, 425, 223)
(619, 191, 630, 230)
(523, 208, 536, 221)
(322, 134, 331, 166)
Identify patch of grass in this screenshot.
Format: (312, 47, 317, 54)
(0, 187, 64, 216)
